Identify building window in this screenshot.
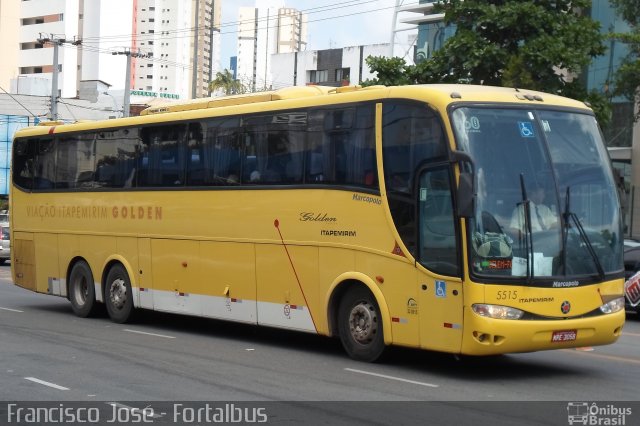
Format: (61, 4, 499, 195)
(308, 70, 328, 83)
(335, 68, 350, 83)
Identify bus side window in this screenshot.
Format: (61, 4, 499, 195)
(139, 125, 185, 187)
(56, 133, 96, 189)
(34, 137, 56, 189)
(382, 102, 448, 257)
(186, 122, 205, 185)
(314, 105, 376, 188)
(203, 117, 241, 185)
(12, 138, 36, 190)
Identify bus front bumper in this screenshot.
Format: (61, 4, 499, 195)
(460, 307, 625, 356)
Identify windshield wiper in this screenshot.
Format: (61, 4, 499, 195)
(518, 174, 534, 283)
(562, 186, 605, 280)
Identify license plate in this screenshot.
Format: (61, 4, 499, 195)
(551, 330, 577, 343)
(625, 275, 640, 307)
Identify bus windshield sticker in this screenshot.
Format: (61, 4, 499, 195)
(541, 120, 551, 132)
(435, 281, 447, 298)
(518, 121, 535, 138)
(465, 117, 481, 133)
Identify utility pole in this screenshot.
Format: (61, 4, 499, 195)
(37, 34, 68, 121)
(113, 48, 147, 117)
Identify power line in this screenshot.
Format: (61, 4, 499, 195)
(64, 2, 405, 74)
(75, 1, 409, 50)
(0, 86, 41, 118)
(79, 0, 385, 43)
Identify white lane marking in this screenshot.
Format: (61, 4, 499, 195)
(24, 377, 69, 390)
(345, 368, 439, 388)
(0, 307, 24, 313)
(123, 329, 175, 339)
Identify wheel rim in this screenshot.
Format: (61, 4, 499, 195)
(109, 278, 127, 310)
(72, 275, 88, 306)
(348, 301, 378, 345)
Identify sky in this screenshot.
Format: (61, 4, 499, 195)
(218, 0, 414, 69)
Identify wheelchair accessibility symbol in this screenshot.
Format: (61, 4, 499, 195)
(518, 121, 535, 138)
(435, 281, 447, 298)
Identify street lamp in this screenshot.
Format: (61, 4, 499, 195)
(103, 92, 122, 118)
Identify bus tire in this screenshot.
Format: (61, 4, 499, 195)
(69, 261, 97, 318)
(104, 264, 134, 324)
(338, 287, 386, 362)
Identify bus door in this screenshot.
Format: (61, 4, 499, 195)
(416, 165, 464, 352)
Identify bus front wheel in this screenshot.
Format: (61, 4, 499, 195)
(338, 287, 386, 362)
(69, 261, 97, 317)
(104, 264, 134, 323)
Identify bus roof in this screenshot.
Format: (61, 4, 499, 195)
(13, 84, 591, 138)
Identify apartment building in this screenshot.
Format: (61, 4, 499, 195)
(237, 4, 307, 91)
(134, 0, 221, 99)
(16, 0, 81, 98)
(9, 0, 219, 103)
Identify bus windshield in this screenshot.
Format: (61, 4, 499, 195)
(451, 107, 623, 282)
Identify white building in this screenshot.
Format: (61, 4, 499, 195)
(270, 44, 391, 88)
(134, 0, 221, 100)
(79, 0, 134, 100)
(237, 4, 307, 91)
(17, 0, 81, 98)
(0, 0, 20, 93)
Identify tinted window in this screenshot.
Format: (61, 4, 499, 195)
(418, 167, 459, 276)
(56, 133, 96, 189)
(242, 112, 306, 184)
(382, 102, 447, 256)
(34, 138, 56, 189)
(200, 117, 242, 185)
(138, 124, 186, 187)
(12, 138, 36, 190)
(305, 105, 376, 188)
(95, 128, 139, 188)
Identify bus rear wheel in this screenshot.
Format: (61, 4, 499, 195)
(338, 287, 386, 362)
(104, 264, 134, 323)
(69, 261, 97, 317)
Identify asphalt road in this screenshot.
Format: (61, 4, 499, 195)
(1, 263, 639, 424)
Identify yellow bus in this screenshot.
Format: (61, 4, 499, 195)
(10, 85, 626, 361)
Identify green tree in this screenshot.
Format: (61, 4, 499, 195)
(208, 70, 245, 96)
(610, 0, 640, 121)
(365, 0, 611, 124)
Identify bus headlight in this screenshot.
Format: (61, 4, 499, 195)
(472, 304, 524, 320)
(599, 297, 625, 314)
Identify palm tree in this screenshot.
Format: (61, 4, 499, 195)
(208, 70, 245, 96)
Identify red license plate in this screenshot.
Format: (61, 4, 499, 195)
(551, 330, 577, 343)
(625, 277, 640, 306)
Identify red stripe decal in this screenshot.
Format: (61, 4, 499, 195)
(48, 126, 56, 134)
(392, 317, 400, 323)
(274, 219, 317, 332)
(444, 323, 453, 328)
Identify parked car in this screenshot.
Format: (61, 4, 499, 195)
(623, 239, 640, 315)
(0, 223, 9, 264)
